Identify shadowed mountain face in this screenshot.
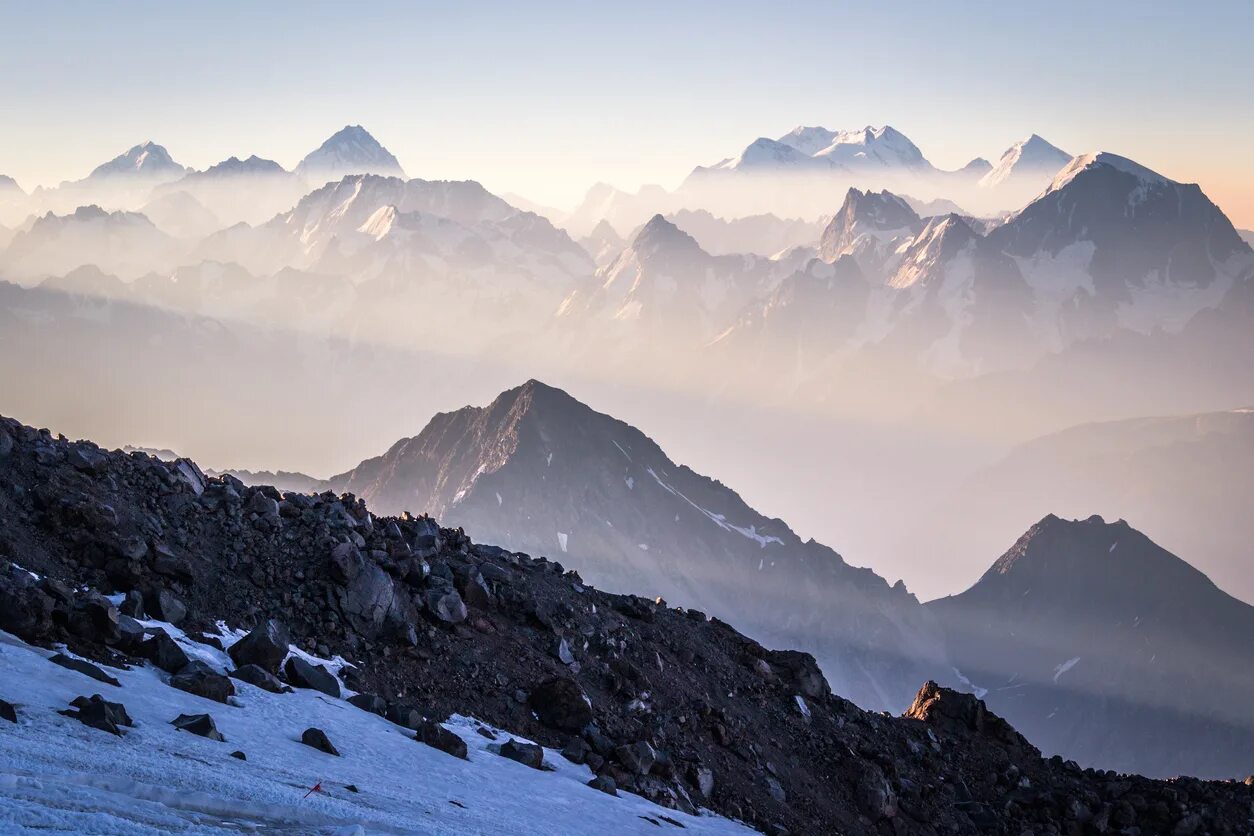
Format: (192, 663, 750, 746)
(928, 514, 1254, 779)
(328, 380, 946, 712)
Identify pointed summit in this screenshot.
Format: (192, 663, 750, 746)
(979, 134, 1070, 189)
(630, 214, 703, 257)
(87, 141, 186, 181)
(819, 188, 922, 264)
(296, 124, 405, 184)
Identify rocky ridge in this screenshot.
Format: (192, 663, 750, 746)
(1, 415, 1253, 834)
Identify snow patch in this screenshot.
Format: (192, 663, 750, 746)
(1052, 657, 1081, 683)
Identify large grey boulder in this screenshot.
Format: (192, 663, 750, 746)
(284, 656, 340, 698)
(227, 620, 290, 674)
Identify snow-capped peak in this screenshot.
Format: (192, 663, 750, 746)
(88, 141, 186, 180)
(979, 135, 1070, 188)
(776, 126, 839, 156)
(296, 125, 406, 183)
(813, 125, 929, 169)
(1044, 151, 1172, 196)
(199, 155, 288, 177)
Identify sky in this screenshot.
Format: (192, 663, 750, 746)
(2, 0, 1253, 226)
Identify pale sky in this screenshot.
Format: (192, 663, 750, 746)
(2, 0, 1252, 226)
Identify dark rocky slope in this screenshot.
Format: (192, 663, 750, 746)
(2, 415, 1253, 834)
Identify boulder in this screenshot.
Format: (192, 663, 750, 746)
(905, 681, 1035, 753)
(49, 654, 120, 687)
(416, 720, 468, 759)
(230, 750, 247, 760)
(227, 620, 290, 674)
(347, 693, 388, 716)
(230, 664, 285, 694)
(425, 587, 468, 625)
(171, 712, 225, 742)
(59, 694, 131, 735)
(527, 677, 593, 732)
(301, 727, 339, 756)
(283, 656, 340, 698)
(0, 698, 16, 723)
(342, 560, 419, 639)
(118, 590, 145, 619)
(144, 588, 187, 626)
(500, 738, 544, 770)
(140, 629, 189, 674)
(387, 702, 423, 730)
(170, 661, 235, 704)
(561, 737, 591, 765)
(615, 740, 657, 775)
(588, 775, 619, 796)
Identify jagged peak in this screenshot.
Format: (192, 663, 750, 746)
(631, 213, 703, 255)
(1044, 151, 1173, 196)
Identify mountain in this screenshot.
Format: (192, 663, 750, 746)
(978, 135, 1071, 199)
(562, 182, 673, 238)
(85, 141, 188, 182)
(636, 209, 823, 257)
(152, 155, 306, 226)
(0, 205, 184, 283)
(5, 416, 1253, 833)
(0, 174, 23, 197)
(1240, 228, 1254, 247)
(696, 126, 932, 178)
(295, 125, 405, 185)
(325, 380, 945, 712)
(906, 408, 1254, 603)
(577, 218, 626, 267)
(987, 152, 1252, 345)
(818, 188, 922, 272)
(556, 215, 788, 344)
(138, 190, 223, 238)
(928, 514, 1254, 778)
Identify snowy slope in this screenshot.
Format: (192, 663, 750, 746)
(0, 625, 748, 835)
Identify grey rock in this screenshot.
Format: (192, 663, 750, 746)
(416, 720, 468, 759)
(230, 664, 285, 694)
(140, 629, 190, 673)
(171, 712, 225, 742)
(284, 656, 340, 698)
(49, 653, 120, 687)
(301, 727, 339, 756)
(144, 588, 187, 626)
(347, 693, 387, 716)
(60, 694, 131, 735)
(500, 738, 544, 769)
(588, 775, 618, 796)
(425, 587, 468, 625)
(615, 740, 657, 775)
(170, 661, 235, 704)
(527, 677, 593, 732)
(0, 698, 16, 723)
(227, 619, 290, 674)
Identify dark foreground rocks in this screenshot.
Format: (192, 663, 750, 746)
(3, 414, 1254, 835)
(171, 712, 225, 742)
(301, 727, 339, 756)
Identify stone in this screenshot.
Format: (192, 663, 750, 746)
(347, 693, 388, 716)
(527, 677, 593, 732)
(693, 765, 715, 798)
(247, 492, 280, 520)
(615, 740, 658, 775)
(301, 727, 339, 756)
(119, 590, 145, 619)
(49, 654, 120, 687)
(416, 720, 468, 759)
(425, 587, 468, 625)
(230, 663, 286, 694)
(284, 656, 340, 698)
(553, 636, 575, 666)
(561, 738, 590, 765)
(144, 588, 187, 626)
(60, 694, 132, 735)
(0, 698, 16, 723)
(387, 702, 423, 730)
(588, 775, 618, 796)
(171, 712, 225, 742)
(499, 738, 544, 770)
(140, 629, 190, 673)
(170, 661, 235, 704)
(227, 620, 291, 674)
(230, 750, 247, 760)
(344, 560, 419, 639)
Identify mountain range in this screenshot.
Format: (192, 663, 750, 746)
(196, 379, 1254, 779)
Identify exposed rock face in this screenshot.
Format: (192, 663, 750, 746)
(3, 415, 1254, 835)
